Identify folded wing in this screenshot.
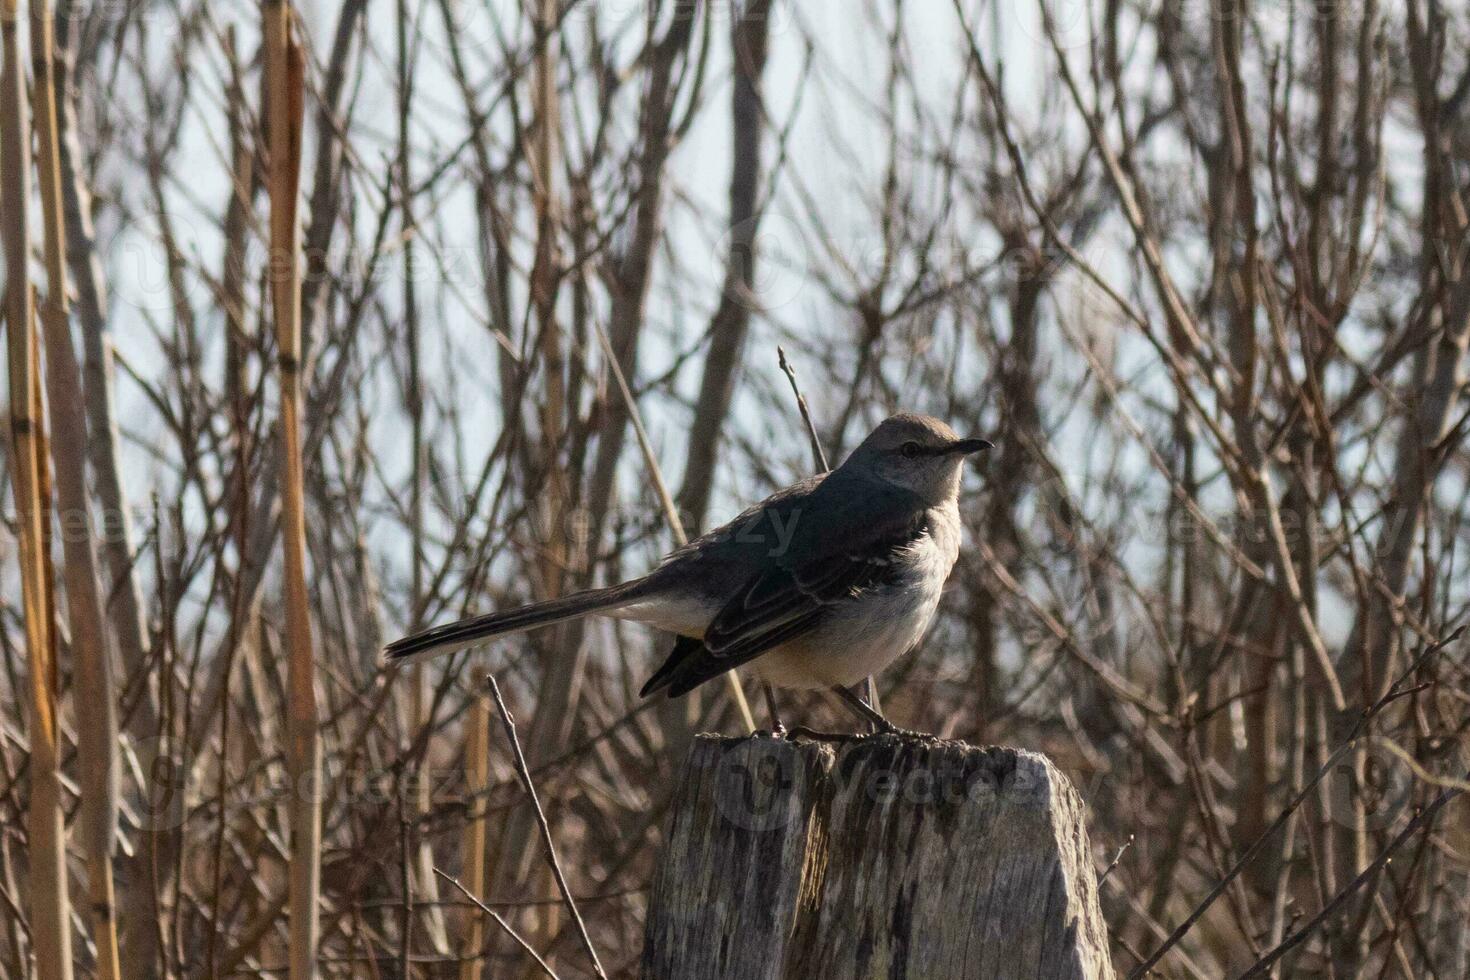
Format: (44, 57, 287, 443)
(640, 500, 928, 698)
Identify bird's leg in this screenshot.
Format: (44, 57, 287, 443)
(863, 677, 882, 735)
(831, 685, 931, 739)
(779, 688, 864, 741)
(832, 685, 893, 730)
(762, 682, 787, 737)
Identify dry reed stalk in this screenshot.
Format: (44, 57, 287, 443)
(264, 4, 318, 977)
(528, 0, 567, 590)
(51, 10, 154, 746)
(497, 3, 576, 965)
(29, 3, 121, 975)
(28, 305, 73, 980)
(459, 693, 491, 980)
(2, 3, 74, 976)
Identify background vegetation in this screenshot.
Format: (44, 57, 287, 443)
(1, 0, 1468, 976)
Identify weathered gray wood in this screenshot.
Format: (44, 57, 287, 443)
(642, 734, 1114, 980)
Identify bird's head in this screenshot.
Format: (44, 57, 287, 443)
(842, 413, 993, 504)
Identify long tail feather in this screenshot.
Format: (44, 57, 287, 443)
(381, 581, 646, 667)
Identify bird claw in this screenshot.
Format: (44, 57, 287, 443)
(869, 723, 939, 741)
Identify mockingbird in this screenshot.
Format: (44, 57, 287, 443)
(382, 413, 991, 732)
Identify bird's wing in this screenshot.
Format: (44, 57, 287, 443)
(640, 501, 929, 698)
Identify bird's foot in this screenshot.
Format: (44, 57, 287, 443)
(759, 723, 940, 743)
(866, 722, 940, 741)
(786, 724, 862, 742)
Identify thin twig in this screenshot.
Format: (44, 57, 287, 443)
(778, 345, 830, 471)
(775, 347, 873, 727)
(433, 869, 563, 980)
(1099, 834, 1134, 885)
(485, 675, 609, 980)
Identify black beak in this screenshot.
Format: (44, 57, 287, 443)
(949, 438, 994, 456)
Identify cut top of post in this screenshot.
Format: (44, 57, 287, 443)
(642, 734, 1115, 980)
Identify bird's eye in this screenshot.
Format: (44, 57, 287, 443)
(900, 441, 923, 458)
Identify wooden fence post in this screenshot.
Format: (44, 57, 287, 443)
(642, 734, 1114, 980)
